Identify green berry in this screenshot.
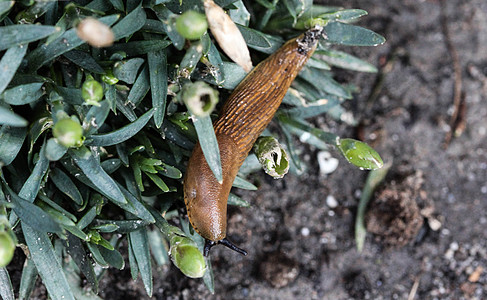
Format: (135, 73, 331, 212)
(52, 118, 84, 148)
(101, 69, 119, 85)
(338, 138, 383, 170)
(0, 232, 15, 267)
(169, 236, 206, 278)
(175, 10, 208, 40)
(81, 78, 104, 106)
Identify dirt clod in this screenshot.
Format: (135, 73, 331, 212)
(259, 252, 299, 288)
(366, 171, 426, 247)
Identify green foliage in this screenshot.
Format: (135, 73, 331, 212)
(0, 0, 384, 298)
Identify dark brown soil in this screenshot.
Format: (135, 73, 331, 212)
(10, 0, 487, 299)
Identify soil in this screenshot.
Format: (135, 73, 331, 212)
(8, 0, 487, 299)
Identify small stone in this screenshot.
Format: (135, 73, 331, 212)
(326, 195, 338, 208)
(317, 151, 339, 175)
(428, 218, 442, 231)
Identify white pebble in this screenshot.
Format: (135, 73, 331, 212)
(317, 151, 339, 175)
(326, 195, 338, 208)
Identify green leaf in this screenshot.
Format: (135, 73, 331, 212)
(356, 162, 391, 252)
(148, 49, 167, 128)
(83, 100, 111, 135)
(50, 168, 83, 205)
(69, 146, 127, 205)
(28, 117, 53, 154)
(146, 172, 169, 192)
(63, 50, 105, 74)
(0, 126, 27, 165)
(113, 58, 145, 84)
(2, 83, 44, 105)
(0, 267, 14, 300)
(25, 15, 119, 71)
(45, 138, 68, 161)
(148, 229, 169, 266)
(236, 24, 271, 49)
(88, 108, 155, 146)
(18, 259, 38, 300)
(227, 193, 250, 207)
(316, 49, 378, 72)
(152, 5, 185, 50)
(319, 9, 368, 21)
(108, 0, 124, 11)
(193, 115, 223, 183)
(98, 246, 125, 270)
(93, 219, 150, 233)
(129, 228, 152, 296)
(202, 62, 246, 90)
(156, 162, 182, 179)
(64, 234, 97, 292)
(106, 40, 172, 57)
(22, 223, 75, 300)
(111, 5, 147, 40)
(298, 67, 351, 99)
(325, 21, 385, 46)
(0, 106, 28, 127)
(86, 243, 108, 268)
(0, 25, 60, 51)
(127, 65, 150, 107)
(0, 2, 14, 21)
(4, 186, 62, 233)
(229, 0, 250, 26)
(232, 176, 258, 190)
(0, 45, 28, 94)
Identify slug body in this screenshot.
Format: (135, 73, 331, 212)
(184, 28, 323, 254)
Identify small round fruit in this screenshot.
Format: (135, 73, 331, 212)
(52, 118, 84, 148)
(175, 10, 208, 40)
(0, 232, 15, 267)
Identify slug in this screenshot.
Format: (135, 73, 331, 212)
(184, 27, 323, 256)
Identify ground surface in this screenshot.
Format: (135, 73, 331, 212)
(14, 0, 487, 299)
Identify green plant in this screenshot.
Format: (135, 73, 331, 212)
(0, 0, 384, 298)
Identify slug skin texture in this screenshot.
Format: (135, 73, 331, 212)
(184, 27, 323, 244)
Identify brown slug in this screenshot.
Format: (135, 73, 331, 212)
(184, 27, 324, 256)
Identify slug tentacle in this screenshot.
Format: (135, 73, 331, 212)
(184, 27, 323, 254)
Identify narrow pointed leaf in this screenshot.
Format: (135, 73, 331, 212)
(18, 259, 38, 300)
(50, 168, 83, 205)
(232, 176, 258, 190)
(63, 50, 105, 74)
(88, 108, 154, 146)
(0, 106, 28, 127)
(5, 186, 62, 233)
(127, 65, 150, 107)
(193, 115, 223, 183)
(22, 223, 75, 300)
(325, 21, 386, 46)
(0, 45, 28, 94)
(111, 6, 147, 40)
(129, 229, 153, 296)
(64, 234, 98, 291)
(113, 58, 144, 84)
(0, 25, 60, 51)
(0, 267, 14, 300)
(148, 49, 167, 128)
(69, 146, 127, 205)
(317, 49, 378, 72)
(25, 15, 119, 71)
(2, 83, 44, 105)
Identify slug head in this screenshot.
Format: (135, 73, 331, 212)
(204, 238, 247, 256)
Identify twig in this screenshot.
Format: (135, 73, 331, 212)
(407, 276, 421, 300)
(440, 0, 464, 147)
